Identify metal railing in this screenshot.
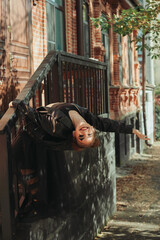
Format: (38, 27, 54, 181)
(0, 50, 109, 239)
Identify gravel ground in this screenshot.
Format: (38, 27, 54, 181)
(95, 142, 160, 240)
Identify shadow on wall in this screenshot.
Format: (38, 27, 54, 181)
(13, 131, 116, 240)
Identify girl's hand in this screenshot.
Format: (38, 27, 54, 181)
(132, 129, 150, 140)
(9, 101, 14, 108)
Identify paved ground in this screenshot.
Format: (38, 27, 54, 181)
(95, 142, 160, 240)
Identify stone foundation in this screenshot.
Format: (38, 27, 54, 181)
(16, 132, 116, 240)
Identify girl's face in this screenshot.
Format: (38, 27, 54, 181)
(72, 123, 95, 148)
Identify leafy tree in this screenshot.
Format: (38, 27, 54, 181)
(91, 0, 160, 59)
(155, 86, 160, 96)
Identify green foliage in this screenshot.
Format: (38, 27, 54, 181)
(155, 87, 160, 96)
(155, 104, 160, 140)
(91, 0, 160, 59)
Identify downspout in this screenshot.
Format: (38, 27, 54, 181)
(76, 0, 84, 56)
(142, 35, 152, 147)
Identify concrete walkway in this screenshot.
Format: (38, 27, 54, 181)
(95, 142, 160, 240)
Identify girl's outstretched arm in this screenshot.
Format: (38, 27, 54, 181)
(132, 129, 150, 140)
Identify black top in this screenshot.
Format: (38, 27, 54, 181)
(30, 103, 133, 140)
(13, 101, 133, 149)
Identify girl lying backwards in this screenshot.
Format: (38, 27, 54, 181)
(10, 100, 150, 150)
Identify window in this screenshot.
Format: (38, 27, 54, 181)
(139, 0, 143, 4)
(137, 30, 143, 81)
(131, 118, 135, 148)
(46, 0, 65, 52)
(128, 36, 132, 85)
(101, 15, 110, 62)
(101, 14, 110, 83)
(117, 34, 123, 83)
(102, 31, 110, 62)
(83, 1, 90, 57)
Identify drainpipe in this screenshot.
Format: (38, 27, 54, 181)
(76, 0, 84, 56)
(142, 35, 152, 147)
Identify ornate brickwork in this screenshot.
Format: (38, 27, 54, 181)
(0, 0, 141, 121)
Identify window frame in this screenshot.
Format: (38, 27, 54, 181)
(101, 13, 111, 84)
(46, 0, 66, 52)
(117, 34, 123, 84)
(83, 0, 90, 57)
(128, 35, 133, 85)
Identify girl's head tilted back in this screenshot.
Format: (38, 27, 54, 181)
(72, 123, 100, 150)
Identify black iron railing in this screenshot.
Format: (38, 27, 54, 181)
(0, 50, 109, 239)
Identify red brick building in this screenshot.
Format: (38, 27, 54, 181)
(0, 0, 143, 162)
(0, 0, 141, 114)
(0, 1, 149, 238)
(32, 0, 141, 120)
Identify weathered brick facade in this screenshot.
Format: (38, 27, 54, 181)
(0, 0, 141, 122)
(0, 0, 143, 162)
(29, 0, 141, 122)
(0, 1, 148, 239)
(32, 0, 48, 71)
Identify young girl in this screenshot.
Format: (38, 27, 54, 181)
(11, 100, 149, 149)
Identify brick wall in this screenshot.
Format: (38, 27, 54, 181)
(66, 0, 77, 54)
(0, 0, 141, 119)
(32, 0, 47, 72)
(0, 0, 141, 123)
(29, 0, 141, 120)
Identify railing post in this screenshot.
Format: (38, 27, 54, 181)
(105, 67, 109, 114)
(57, 53, 64, 102)
(0, 133, 14, 240)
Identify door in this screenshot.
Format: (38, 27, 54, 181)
(9, 0, 32, 89)
(0, 0, 32, 114)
